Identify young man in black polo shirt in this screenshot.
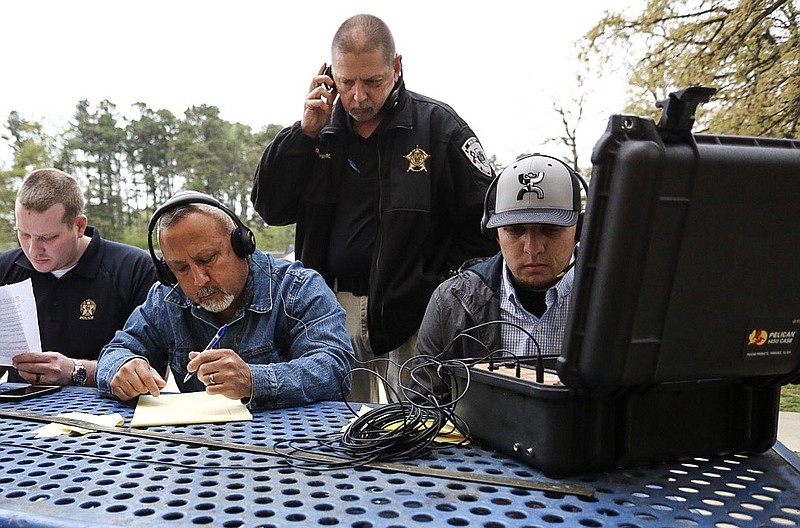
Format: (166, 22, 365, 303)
(0, 168, 156, 387)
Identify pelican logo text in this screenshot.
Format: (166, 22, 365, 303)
(517, 171, 545, 201)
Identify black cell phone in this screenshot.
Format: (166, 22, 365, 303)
(0, 383, 61, 401)
(322, 65, 335, 92)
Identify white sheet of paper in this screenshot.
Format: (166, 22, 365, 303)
(131, 392, 253, 427)
(0, 279, 42, 366)
(33, 412, 125, 438)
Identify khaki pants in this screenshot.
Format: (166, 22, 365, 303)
(336, 291, 417, 403)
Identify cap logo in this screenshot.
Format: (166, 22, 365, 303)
(517, 171, 545, 201)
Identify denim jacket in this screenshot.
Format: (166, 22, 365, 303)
(96, 250, 354, 409)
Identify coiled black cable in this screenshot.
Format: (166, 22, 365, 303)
(274, 320, 551, 470)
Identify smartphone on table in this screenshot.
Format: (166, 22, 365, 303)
(0, 382, 60, 401)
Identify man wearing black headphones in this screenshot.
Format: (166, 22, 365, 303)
(96, 192, 354, 409)
(412, 154, 584, 401)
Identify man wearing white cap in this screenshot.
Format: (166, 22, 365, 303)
(412, 153, 585, 401)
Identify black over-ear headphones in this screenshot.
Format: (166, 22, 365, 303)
(147, 191, 257, 285)
(480, 154, 589, 241)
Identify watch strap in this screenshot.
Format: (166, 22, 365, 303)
(71, 359, 88, 386)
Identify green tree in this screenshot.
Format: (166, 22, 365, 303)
(172, 108, 292, 252)
(126, 103, 178, 210)
(174, 105, 235, 197)
(227, 121, 260, 218)
(0, 103, 293, 253)
(2, 111, 57, 174)
(62, 100, 128, 238)
(244, 124, 293, 253)
(240, 124, 281, 220)
(0, 113, 58, 249)
(580, 0, 799, 136)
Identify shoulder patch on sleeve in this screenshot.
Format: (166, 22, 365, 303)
(461, 137, 493, 178)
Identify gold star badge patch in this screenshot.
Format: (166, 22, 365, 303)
(79, 299, 97, 321)
(403, 145, 430, 172)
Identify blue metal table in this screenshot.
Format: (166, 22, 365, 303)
(1, 387, 798, 527)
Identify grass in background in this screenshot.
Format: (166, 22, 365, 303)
(781, 384, 800, 412)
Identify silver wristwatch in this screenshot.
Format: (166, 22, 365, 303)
(71, 359, 88, 386)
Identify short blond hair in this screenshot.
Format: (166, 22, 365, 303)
(17, 168, 85, 225)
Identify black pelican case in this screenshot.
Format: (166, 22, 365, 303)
(452, 87, 800, 476)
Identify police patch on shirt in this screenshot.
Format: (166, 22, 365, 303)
(461, 137, 492, 178)
(79, 299, 97, 321)
(403, 145, 430, 172)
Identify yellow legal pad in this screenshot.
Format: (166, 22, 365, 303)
(131, 392, 253, 427)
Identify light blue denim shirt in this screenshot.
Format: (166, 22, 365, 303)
(96, 250, 354, 409)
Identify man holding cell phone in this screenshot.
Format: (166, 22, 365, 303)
(251, 14, 498, 403)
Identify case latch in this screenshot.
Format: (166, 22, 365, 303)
(655, 86, 718, 138)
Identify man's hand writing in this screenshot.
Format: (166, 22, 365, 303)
(187, 348, 253, 401)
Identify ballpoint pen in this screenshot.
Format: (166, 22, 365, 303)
(183, 323, 229, 382)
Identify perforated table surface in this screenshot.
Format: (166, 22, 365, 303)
(1, 387, 798, 528)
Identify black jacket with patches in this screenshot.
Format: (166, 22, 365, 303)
(0, 226, 156, 380)
(252, 81, 498, 354)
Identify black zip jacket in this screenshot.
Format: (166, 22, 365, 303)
(251, 81, 498, 354)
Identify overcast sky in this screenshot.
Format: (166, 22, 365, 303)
(0, 0, 640, 171)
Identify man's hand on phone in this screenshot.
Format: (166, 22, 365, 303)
(301, 63, 337, 138)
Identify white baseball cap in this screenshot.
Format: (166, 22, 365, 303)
(486, 154, 582, 228)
